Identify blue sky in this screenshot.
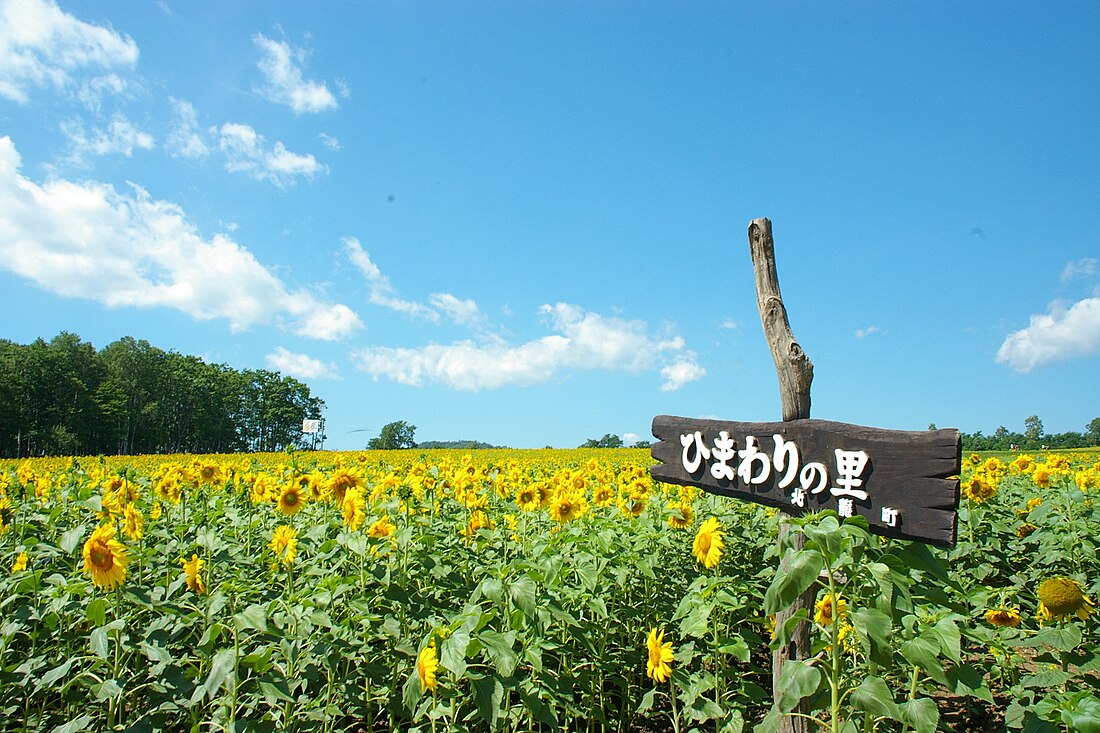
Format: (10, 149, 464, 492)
(1, 1, 1098, 450)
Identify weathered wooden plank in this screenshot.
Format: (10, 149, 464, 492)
(650, 415, 962, 548)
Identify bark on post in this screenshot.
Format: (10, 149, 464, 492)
(748, 217, 815, 733)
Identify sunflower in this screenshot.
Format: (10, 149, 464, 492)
(367, 516, 396, 539)
(645, 627, 675, 683)
(1032, 465, 1052, 489)
(667, 502, 695, 530)
(0, 495, 12, 533)
(550, 491, 589, 523)
(342, 486, 366, 531)
(327, 469, 363, 505)
(182, 553, 207, 594)
(417, 641, 440, 692)
(692, 517, 724, 569)
(1017, 523, 1038, 539)
(516, 485, 541, 512)
(814, 594, 848, 627)
(82, 523, 130, 590)
(984, 607, 1022, 628)
(464, 510, 493, 539)
(122, 503, 144, 541)
(269, 525, 298, 567)
(276, 483, 307, 516)
(1037, 577, 1094, 622)
(11, 551, 28, 574)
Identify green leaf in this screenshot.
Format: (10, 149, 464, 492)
(763, 549, 823, 615)
(258, 679, 295, 704)
(441, 628, 471, 679)
(637, 688, 655, 713)
(86, 598, 107, 628)
(899, 636, 945, 683)
(478, 630, 518, 677)
(92, 678, 122, 701)
(509, 575, 537, 617)
(775, 659, 822, 713)
(50, 714, 95, 733)
(204, 648, 236, 698)
(945, 663, 994, 703)
(38, 658, 75, 690)
(138, 641, 171, 664)
(233, 604, 268, 633)
(927, 618, 962, 662)
(60, 525, 86, 554)
(850, 676, 900, 721)
(900, 697, 940, 733)
(472, 674, 505, 729)
(1060, 694, 1100, 733)
(850, 607, 893, 667)
(402, 666, 422, 711)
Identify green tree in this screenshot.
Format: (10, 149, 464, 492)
(368, 421, 417, 450)
(580, 433, 624, 448)
(1087, 417, 1100, 445)
(1024, 414, 1044, 445)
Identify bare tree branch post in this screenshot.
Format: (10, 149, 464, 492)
(748, 217, 815, 733)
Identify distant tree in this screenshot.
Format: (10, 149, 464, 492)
(1087, 418, 1100, 446)
(580, 433, 624, 448)
(928, 423, 937, 431)
(368, 421, 417, 450)
(1024, 415, 1044, 445)
(630, 439, 652, 449)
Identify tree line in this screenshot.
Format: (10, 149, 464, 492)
(956, 415, 1100, 452)
(0, 333, 325, 457)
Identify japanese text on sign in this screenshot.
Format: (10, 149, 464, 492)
(680, 430, 900, 526)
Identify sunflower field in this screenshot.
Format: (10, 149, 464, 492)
(0, 447, 1098, 732)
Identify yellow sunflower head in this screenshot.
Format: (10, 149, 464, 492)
(1037, 577, 1094, 622)
(984, 607, 1022, 628)
(417, 641, 440, 692)
(82, 523, 129, 590)
(814, 593, 848, 626)
(692, 517, 724, 569)
(645, 627, 675, 684)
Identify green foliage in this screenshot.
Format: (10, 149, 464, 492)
(367, 420, 417, 450)
(0, 333, 324, 456)
(579, 433, 624, 448)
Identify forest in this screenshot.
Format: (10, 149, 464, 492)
(0, 332, 324, 457)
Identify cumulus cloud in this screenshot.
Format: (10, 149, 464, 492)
(996, 297, 1100, 373)
(0, 0, 138, 104)
(0, 135, 361, 339)
(660, 360, 707, 392)
(350, 302, 702, 392)
(266, 346, 340, 380)
(60, 113, 154, 162)
(216, 122, 326, 187)
(165, 98, 209, 159)
(253, 33, 337, 114)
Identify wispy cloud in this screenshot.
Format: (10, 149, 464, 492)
(350, 301, 703, 392)
(319, 132, 340, 151)
(855, 326, 880, 338)
(216, 122, 327, 187)
(266, 346, 340, 380)
(1062, 257, 1098, 283)
(253, 33, 337, 115)
(0, 0, 139, 105)
(343, 237, 440, 321)
(60, 113, 154, 162)
(0, 135, 360, 339)
(165, 98, 209, 159)
(996, 297, 1100, 373)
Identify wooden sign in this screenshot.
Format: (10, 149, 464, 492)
(651, 415, 962, 548)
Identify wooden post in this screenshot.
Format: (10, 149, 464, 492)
(748, 217, 814, 733)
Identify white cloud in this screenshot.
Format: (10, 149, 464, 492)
(61, 113, 154, 161)
(718, 318, 739, 330)
(351, 302, 702, 392)
(216, 122, 327, 187)
(996, 297, 1100, 373)
(1062, 257, 1098, 283)
(855, 325, 880, 338)
(165, 98, 209, 159)
(319, 132, 340, 151)
(266, 346, 340, 380)
(0, 0, 138, 104)
(430, 292, 483, 328)
(622, 432, 641, 445)
(253, 33, 337, 114)
(0, 135, 361, 339)
(660, 360, 707, 392)
(343, 237, 439, 320)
